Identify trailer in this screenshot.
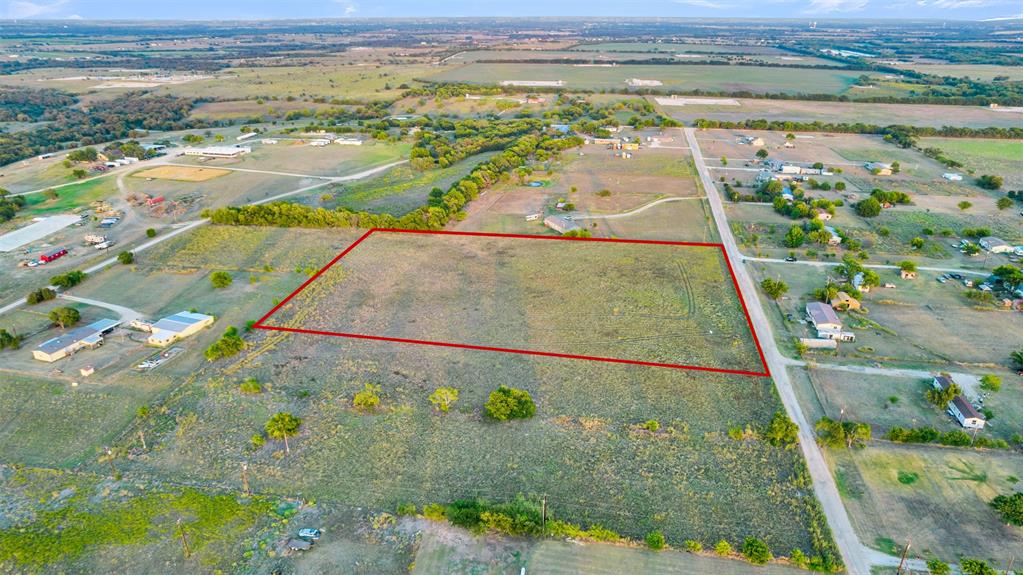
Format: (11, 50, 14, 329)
(39, 247, 68, 263)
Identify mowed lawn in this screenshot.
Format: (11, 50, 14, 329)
(427, 63, 864, 95)
(264, 231, 762, 373)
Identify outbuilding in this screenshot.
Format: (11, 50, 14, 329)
(949, 396, 985, 429)
(33, 318, 121, 362)
(979, 236, 1013, 254)
(147, 311, 215, 347)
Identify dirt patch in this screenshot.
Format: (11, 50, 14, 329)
(132, 165, 231, 182)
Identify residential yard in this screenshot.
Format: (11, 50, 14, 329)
(828, 444, 1023, 565)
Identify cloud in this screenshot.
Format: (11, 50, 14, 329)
(4, 0, 69, 18)
(805, 0, 869, 12)
(982, 12, 1023, 19)
(673, 0, 736, 8)
(332, 0, 358, 15)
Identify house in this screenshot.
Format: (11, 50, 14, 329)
(806, 302, 854, 341)
(183, 146, 251, 158)
(260, 138, 279, 145)
(949, 396, 985, 429)
(755, 170, 773, 184)
(39, 247, 68, 263)
(865, 162, 893, 176)
(813, 208, 832, 221)
(852, 272, 870, 293)
(309, 139, 330, 147)
(932, 374, 957, 393)
(900, 270, 917, 280)
(147, 311, 215, 347)
(979, 236, 1013, 254)
(830, 291, 860, 311)
(823, 226, 842, 246)
(543, 215, 581, 235)
(780, 164, 802, 175)
(942, 172, 963, 181)
(32, 318, 121, 362)
(335, 137, 364, 146)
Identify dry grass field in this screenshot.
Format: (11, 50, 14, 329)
(830, 445, 1023, 565)
(132, 165, 231, 182)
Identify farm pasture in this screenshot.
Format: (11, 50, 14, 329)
(174, 140, 410, 178)
(132, 165, 230, 182)
(918, 137, 1023, 189)
(891, 62, 1023, 81)
(829, 445, 1023, 564)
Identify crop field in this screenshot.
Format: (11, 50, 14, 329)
(306, 151, 499, 215)
(427, 63, 867, 95)
(132, 165, 231, 182)
(176, 140, 410, 178)
(659, 98, 1023, 129)
(918, 137, 1023, 188)
(893, 62, 1023, 81)
(263, 231, 763, 373)
(830, 444, 1023, 564)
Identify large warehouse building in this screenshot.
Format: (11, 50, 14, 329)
(32, 318, 122, 362)
(146, 311, 215, 346)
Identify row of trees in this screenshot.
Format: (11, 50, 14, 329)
(692, 119, 1023, 142)
(0, 189, 27, 224)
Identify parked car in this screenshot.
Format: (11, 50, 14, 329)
(784, 256, 797, 262)
(298, 528, 322, 541)
(287, 539, 312, 552)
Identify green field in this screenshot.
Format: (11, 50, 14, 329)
(894, 63, 1023, 81)
(427, 63, 867, 96)
(919, 137, 1023, 187)
(21, 177, 119, 215)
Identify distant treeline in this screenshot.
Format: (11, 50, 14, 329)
(469, 58, 861, 72)
(0, 91, 202, 166)
(690, 119, 1023, 141)
(205, 130, 583, 231)
(0, 87, 77, 122)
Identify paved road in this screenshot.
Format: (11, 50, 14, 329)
(0, 160, 404, 319)
(744, 255, 991, 277)
(571, 196, 702, 220)
(58, 294, 143, 324)
(685, 127, 871, 575)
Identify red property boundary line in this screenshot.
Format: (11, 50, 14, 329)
(253, 228, 772, 378)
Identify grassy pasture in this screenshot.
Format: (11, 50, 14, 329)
(571, 42, 791, 56)
(893, 63, 1023, 81)
(830, 445, 1023, 564)
(919, 137, 1023, 188)
(265, 231, 762, 373)
(659, 98, 1023, 129)
(21, 177, 118, 215)
(176, 140, 410, 178)
(0, 154, 84, 194)
(121, 168, 308, 212)
(427, 63, 866, 96)
(132, 165, 230, 182)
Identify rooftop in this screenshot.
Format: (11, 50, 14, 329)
(36, 318, 121, 355)
(951, 395, 983, 421)
(806, 301, 841, 326)
(151, 311, 214, 335)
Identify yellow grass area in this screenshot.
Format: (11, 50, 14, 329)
(132, 165, 231, 182)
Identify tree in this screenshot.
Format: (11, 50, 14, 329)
(239, 377, 262, 394)
(997, 197, 1013, 210)
(26, 287, 56, 305)
(0, 328, 23, 350)
(834, 181, 846, 191)
(980, 374, 1001, 392)
(784, 225, 805, 248)
(485, 386, 536, 421)
(72, 168, 87, 179)
(976, 175, 1003, 190)
(990, 492, 1023, 526)
(428, 387, 459, 412)
(353, 383, 381, 411)
(49, 306, 81, 329)
(815, 417, 870, 449)
(765, 411, 799, 448)
(926, 381, 961, 407)
(890, 161, 900, 174)
(210, 271, 233, 289)
(146, 228, 157, 238)
(265, 412, 302, 454)
(117, 251, 134, 265)
(760, 278, 789, 300)
(204, 326, 245, 361)
(910, 237, 925, 249)
(714, 539, 732, 556)
(958, 200, 972, 211)
(50, 270, 86, 289)
(720, 156, 728, 166)
(741, 537, 772, 565)
(755, 148, 769, 160)
(927, 559, 951, 575)
(645, 531, 666, 551)
(1010, 349, 1023, 369)
(854, 197, 881, 218)
(961, 559, 998, 575)
(899, 260, 917, 273)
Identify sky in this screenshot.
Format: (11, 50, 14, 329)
(1, 0, 1021, 21)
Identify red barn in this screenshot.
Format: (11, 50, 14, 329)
(39, 247, 68, 263)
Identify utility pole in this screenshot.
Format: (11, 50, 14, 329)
(138, 430, 146, 451)
(540, 494, 548, 532)
(241, 463, 251, 496)
(895, 539, 911, 575)
(177, 518, 191, 558)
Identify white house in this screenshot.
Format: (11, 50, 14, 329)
(979, 236, 1013, 254)
(147, 311, 215, 347)
(942, 172, 963, 181)
(183, 146, 251, 158)
(335, 137, 364, 146)
(309, 139, 331, 147)
(949, 396, 985, 429)
(806, 302, 855, 341)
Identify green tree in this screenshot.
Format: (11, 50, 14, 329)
(961, 559, 997, 575)
(265, 412, 302, 455)
(741, 537, 772, 565)
(0, 328, 23, 350)
(980, 374, 1001, 392)
(239, 378, 262, 394)
(976, 175, 1003, 190)
(926, 381, 961, 407)
(353, 383, 382, 412)
(714, 539, 732, 556)
(958, 200, 972, 211)
(910, 237, 925, 249)
(146, 228, 157, 238)
(117, 251, 134, 265)
(927, 559, 951, 575)
(765, 410, 799, 448)
(1010, 349, 1023, 369)
(72, 168, 87, 179)
(760, 278, 789, 300)
(645, 531, 666, 551)
(485, 386, 536, 421)
(899, 260, 917, 273)
(49, 306, 81, 329)
(26, 287, 56, 305)
(855, 197, 881, 218)
(834, 181, 846, 191)
(210, 271, 233, 289)
(755, 148, 769, 159)
(720, 156, 728, 166)
(815, 417, 871, 449)
(997, 197, 1013, 210)
(204, 326, 244, 361)
(784, 225, 805, 248)
(428, 386, 460, 412)
(990, 492, 1023, 526)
